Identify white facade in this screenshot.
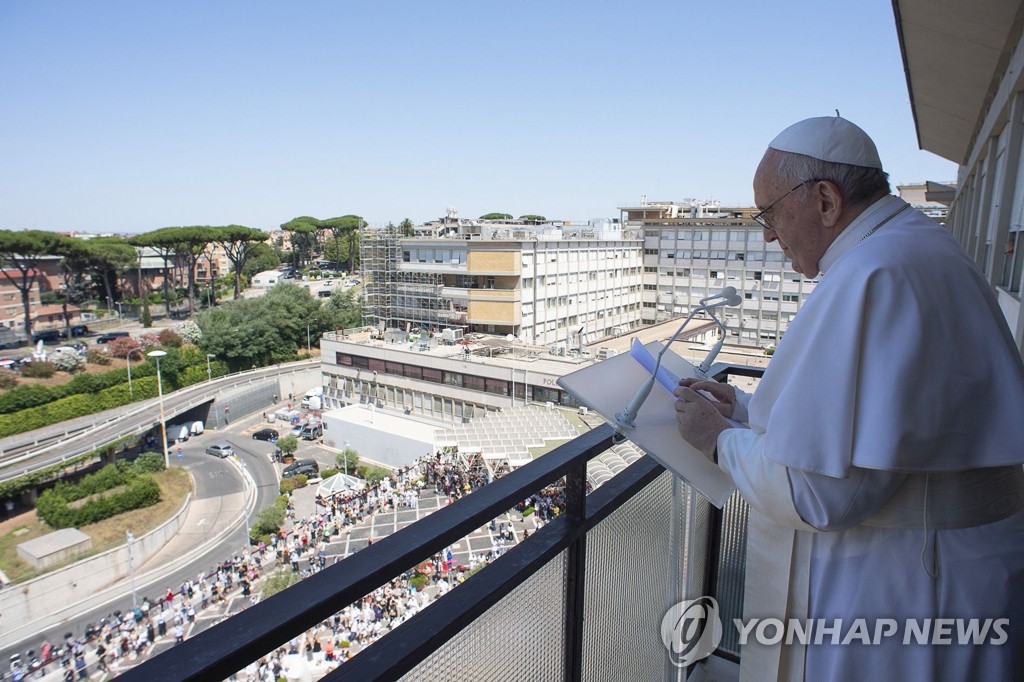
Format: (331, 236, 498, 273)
(621, 201, 812, 348)
(251, 270, 281, 287)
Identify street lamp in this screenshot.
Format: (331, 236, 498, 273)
(116, 301, 124, 319)
(306, 321, 311, 351)
(126, 347, 144, 401)
(126, 530, 138, 607)
(206, 353, 215, 383)
(148, 349, 170, 469)
(343, 440, 350, 477)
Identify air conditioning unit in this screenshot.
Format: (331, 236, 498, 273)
(578, 406, 588, 416)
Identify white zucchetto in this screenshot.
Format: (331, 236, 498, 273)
(768, 116, 883, 169)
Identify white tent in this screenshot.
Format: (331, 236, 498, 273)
(316, 473, 365, 499)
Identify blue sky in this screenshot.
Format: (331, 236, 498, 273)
(0, 1, 957, 234)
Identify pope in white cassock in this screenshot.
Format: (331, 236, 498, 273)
(674, 116, 1024, 681)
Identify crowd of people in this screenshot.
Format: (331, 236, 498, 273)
(28, 445, 558, 680)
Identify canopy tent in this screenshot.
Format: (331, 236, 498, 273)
(316, 473, 366, 499)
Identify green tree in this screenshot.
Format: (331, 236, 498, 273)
(479, 213, 513, 220)
(211, 225, 270, 300)
(241, 242, 280, 279)
(336, 447, 359, 475)
(128, 231, 178, 316)
(141, 297, 153, 327)
(277, 434, 299, 460)
(0, 229, 64, 337)
(319, 215, 365, 274)
(82, 237, 137, 312)
(317, 289, 362, 334)
(518, 215, 547, 223)
(281, 217, 320, 269)
(399, 218, 414, 237)
(53, 236, 92, 337)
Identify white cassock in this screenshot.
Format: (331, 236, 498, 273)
(716, 195, 1024, 681)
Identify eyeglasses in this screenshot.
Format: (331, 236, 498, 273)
(751, 179, 817, 230)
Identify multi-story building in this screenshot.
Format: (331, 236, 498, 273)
(895, 1, 1024, 354)
(361, 219, 644, 349)
(620, 198, 811, 348)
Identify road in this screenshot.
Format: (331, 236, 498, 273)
(0, 359, 317, 484)
(0, 428, 282, 667)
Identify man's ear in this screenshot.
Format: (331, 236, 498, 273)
(815, 180, 844, 228)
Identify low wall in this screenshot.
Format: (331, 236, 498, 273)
(0, 492, 191, 648)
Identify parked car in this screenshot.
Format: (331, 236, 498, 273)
(58, 324, 91, 338)
(205, 442, 234, 458)
(289, 422, 306, 437)
(300, 423, 323, 440)
(31, 329, 61, 344)
(281, 458, 319, 478)
(96, 331, 130, 344)
(252, 428, 279, 442)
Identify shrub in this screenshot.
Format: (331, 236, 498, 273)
(175, 320, 202, 344)
(20, 361, 55, 379)
(139, 333, 160, 350)
(261, 568, 299, 599)
(279, 478, 298, 495)
(292, 474, 308, 488)
(133, 451, 166, 473)
(158, 328, 183, 348)
(358, 465, 391, 487)
(36, 474, 161, 529)
(320, 467, 339, 480)
(50, 348, 86, 373)
(408, 573, 430, 591)
(252, 504, 286, 541)
(106, 336, 142, 359)
(141, 298, 152, 327)
(86, 349, 111, 365)
(0, 369, 17, 389)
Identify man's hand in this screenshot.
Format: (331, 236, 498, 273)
(673, 383, 732, 462)
(678, 378, 738, 419)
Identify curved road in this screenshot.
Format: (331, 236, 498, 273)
(0, 359, 317, 483)
(0, 429, 282, 665)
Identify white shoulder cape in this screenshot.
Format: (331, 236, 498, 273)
(747, 204, 1024, 476)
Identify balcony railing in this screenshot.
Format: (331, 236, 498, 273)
(120, 363, 762, 682)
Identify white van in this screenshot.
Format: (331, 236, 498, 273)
(301, 386, 324, 409)
(165, 424, 191, 443)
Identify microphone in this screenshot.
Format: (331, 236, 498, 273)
(614, 286, 741, 431)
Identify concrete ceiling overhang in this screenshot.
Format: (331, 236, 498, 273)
(893, 0, 1024, 164)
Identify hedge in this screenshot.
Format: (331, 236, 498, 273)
(0, 355, 230, 438)
(0, 377, 160, 438)
(0, 437, 132, 500)
(36, 475, 161, 529)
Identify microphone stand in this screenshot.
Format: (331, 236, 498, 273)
(614, 288, 739, 432)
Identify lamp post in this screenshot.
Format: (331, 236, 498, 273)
(126, 530, 138, 607)
(116, 301, 124, 319)
(126, 347, 144, 401)
(343, 440, 350, 477)
(148, 349, 170, 469)
(306, 321, 311, 351)
(206, 353, 215, 383)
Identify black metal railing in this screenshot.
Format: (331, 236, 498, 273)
(120, 363, 761, 682)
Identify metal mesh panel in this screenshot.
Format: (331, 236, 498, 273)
(398, 550, 567, 682)
(714, 492, 749, 655)
(581, 471, 686, 682)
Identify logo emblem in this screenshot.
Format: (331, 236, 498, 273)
(661, 596, 723, 667)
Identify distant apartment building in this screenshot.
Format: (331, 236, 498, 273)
(0, 270, 41, 340)
(360, 218, 644, 349)
(619, 198, 813, 348)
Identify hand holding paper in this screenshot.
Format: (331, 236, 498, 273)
(673, 384, 731, 461)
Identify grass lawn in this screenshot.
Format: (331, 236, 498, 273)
(0, 467, 192, 584)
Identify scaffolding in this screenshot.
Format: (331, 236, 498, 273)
(360, 227, 466, 334)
